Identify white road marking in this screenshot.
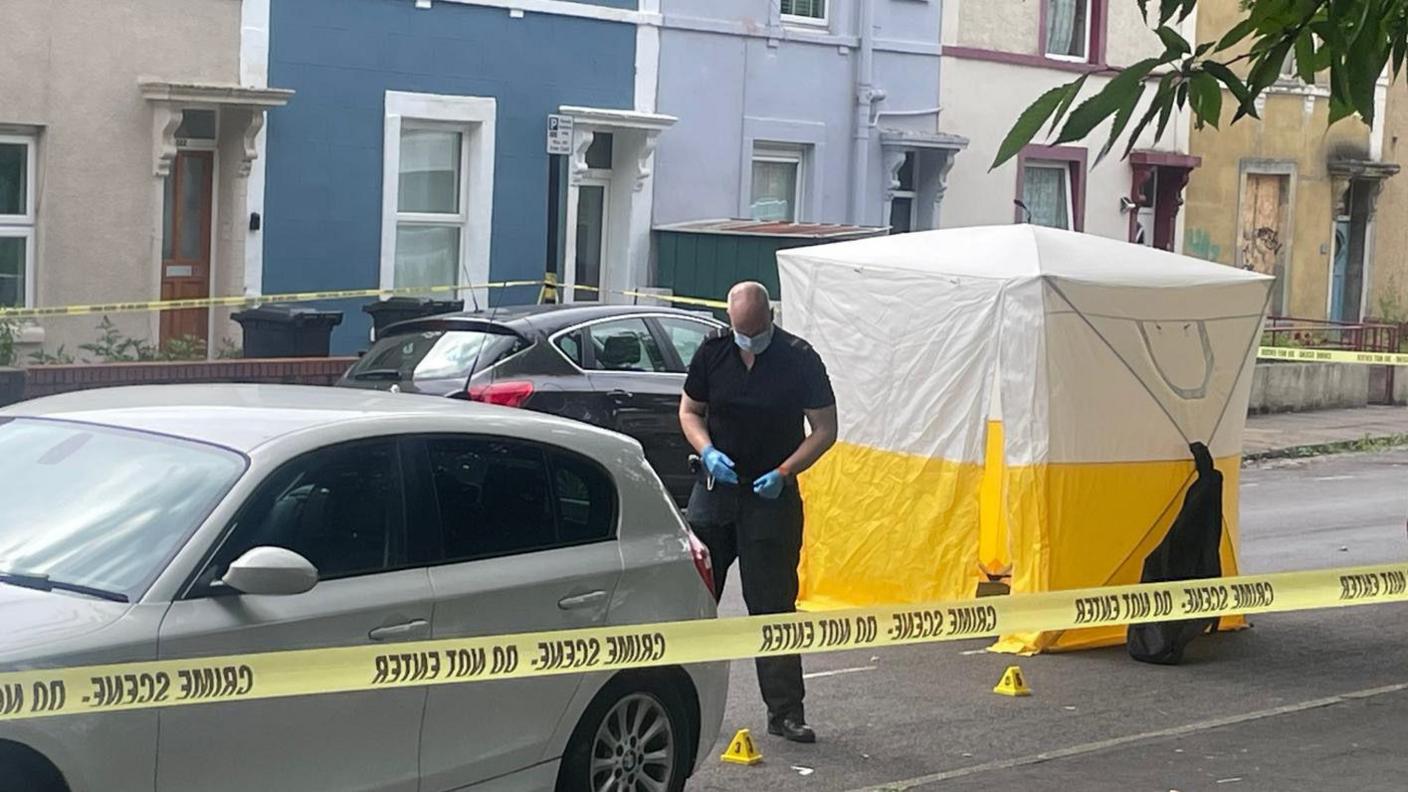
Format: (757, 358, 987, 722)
(804, 665, 877, 680)
(846, 682, 1408, 791)
(959, 649, 989, 656)
(1314, 475, 1356, 481)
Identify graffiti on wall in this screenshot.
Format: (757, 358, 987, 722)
(1184, 228, 1223, 262)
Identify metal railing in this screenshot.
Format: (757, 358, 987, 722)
(1262, 316, 1402, 353)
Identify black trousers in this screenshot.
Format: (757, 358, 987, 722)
(686, 481, 805, 725)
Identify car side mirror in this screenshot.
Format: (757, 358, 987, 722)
(217, 547, 319, 596)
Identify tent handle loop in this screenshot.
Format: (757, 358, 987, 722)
(1137, 320, 1214, 400)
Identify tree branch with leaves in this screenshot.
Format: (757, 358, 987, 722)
(994, 0, 1408, 169)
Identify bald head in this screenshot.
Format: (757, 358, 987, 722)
(727, 281, 772, 336)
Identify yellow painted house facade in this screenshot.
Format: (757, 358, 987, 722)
(1182, 0, 1402, 323)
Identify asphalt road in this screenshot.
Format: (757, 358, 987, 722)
(688, 449, 1408, 792)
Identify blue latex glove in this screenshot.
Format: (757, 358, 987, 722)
(753, 469, 786, 500)
(701, 445, 739, 485)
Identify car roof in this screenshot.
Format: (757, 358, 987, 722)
(385, 302, 723, 337)
(0, 384, 630, 454)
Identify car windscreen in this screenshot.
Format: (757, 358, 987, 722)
(347, 327, 524, 383)
(0, 418, 247, 601)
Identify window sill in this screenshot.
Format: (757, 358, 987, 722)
(781, 14, 829, 29)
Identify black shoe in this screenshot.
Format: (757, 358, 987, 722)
(768, 717, 817, 743)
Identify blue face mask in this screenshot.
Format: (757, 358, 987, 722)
(734, 326, 774, 355)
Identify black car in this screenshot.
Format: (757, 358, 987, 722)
(337, 303, 725, 505)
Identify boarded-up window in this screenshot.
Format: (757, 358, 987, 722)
(1239, 173, 1290, 315)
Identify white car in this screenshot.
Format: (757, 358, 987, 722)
(0, 385, 726, 792)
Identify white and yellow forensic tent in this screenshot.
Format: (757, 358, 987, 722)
(777, 225, 1274, 653)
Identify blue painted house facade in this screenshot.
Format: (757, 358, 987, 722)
(258, 0, 667, 351)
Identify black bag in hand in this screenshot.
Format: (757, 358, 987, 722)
(1127, 442, 1223, 665)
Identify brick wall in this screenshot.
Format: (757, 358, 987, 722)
(18, 358, 358, 401)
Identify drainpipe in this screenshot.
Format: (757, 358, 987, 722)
(850, 0, 885, 225)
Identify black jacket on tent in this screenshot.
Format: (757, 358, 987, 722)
(1128, 442, 1224, 665)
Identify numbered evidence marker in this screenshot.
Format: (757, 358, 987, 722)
(992, 665, 1031, 697)
(720, 728, 763, 766)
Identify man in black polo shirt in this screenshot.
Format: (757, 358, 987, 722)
(678, 280, 838, 743)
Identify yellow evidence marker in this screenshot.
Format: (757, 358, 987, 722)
(720, 728, 764, 766)
(993, 665, 1032, 697)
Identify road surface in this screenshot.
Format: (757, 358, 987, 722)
(689, 449, 1408, 791)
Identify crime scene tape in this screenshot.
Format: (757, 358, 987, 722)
(0, 281, 548, 320)
(1257, 345, 1408, 367)
(1, 563, 1405, 723)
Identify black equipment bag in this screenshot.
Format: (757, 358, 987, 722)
(1127, 442, 1224, 665)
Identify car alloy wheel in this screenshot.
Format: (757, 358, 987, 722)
(589, 692, 677, 792)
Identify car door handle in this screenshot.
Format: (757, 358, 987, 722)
(608, 389, 634, 403)
(558, 590, 608, 610)
(368, 619, 430, 642)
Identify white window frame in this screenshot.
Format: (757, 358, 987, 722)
(750, 144, 806, 223)
(781, 0, 828, 28)
(0, 132, 37, 307)
(380, 91, 496, 297)
(1022, 161, 1075, 231)
(1043, 0, 1093, 63)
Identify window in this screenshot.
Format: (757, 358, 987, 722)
(0, 133, 36, 308)
(751, 145, 804, 222)
(657, 316, 714, 370)
(346, 328, 525, 384)
(890, 152, 917, 234)
(1045, 0, 1092, 61)
(587, 318, 669, 372)
(555, 328, 586, 367)
(0, 419, 246, 601)
(1022, 163, 1073, 229)
(425, 437, 615, 562)
(381, 92, 495, 294)
(395, 126, 465, 290)
(781, 0, 827, 25)
(212, 441, 404, 583)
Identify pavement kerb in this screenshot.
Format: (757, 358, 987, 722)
(1242, 432, 1408, 463)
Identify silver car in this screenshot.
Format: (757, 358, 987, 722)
(0, 385, 726, 792)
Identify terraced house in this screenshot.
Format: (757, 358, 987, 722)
(938, 0, 1202, 250)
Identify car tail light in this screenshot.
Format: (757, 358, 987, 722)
(686, 528, 716, 599)
(466, 380, 535, 408)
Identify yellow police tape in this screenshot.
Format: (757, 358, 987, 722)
(1257, 345, 1408, 367)
(1, 563, 1404, 723)
(0, 281, 548, 320)
(2, 282, 1403, 364)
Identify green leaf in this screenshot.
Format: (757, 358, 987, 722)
(1203, 60, 1259, 122)
(1293, 30, 1316, 83)
(991, 82, 1074, 169)
(1048, 74, 1090, 136)
(1329, 93, 1357, 125)
(1216, 18, 1259, 52)
(1138, 0, 1151, 23)
(1156, 25, 1192, 56)
(1122, 73, 1178, 159)
(1097, 84, 1147, 164)
(1154, 80, 1179, 141)
(1056, 57, 1163, 145)
(1247, 38, 1295, 95)
(1159, 0, 1182, 25)
(1177, 0, 1197, 23)
(1190, 72, 1224, 128)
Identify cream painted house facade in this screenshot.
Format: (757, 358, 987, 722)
(939, 0, 1200, 252)
(0, 0, 288, 360)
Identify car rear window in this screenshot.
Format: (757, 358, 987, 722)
(349, 328, 524, 383)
